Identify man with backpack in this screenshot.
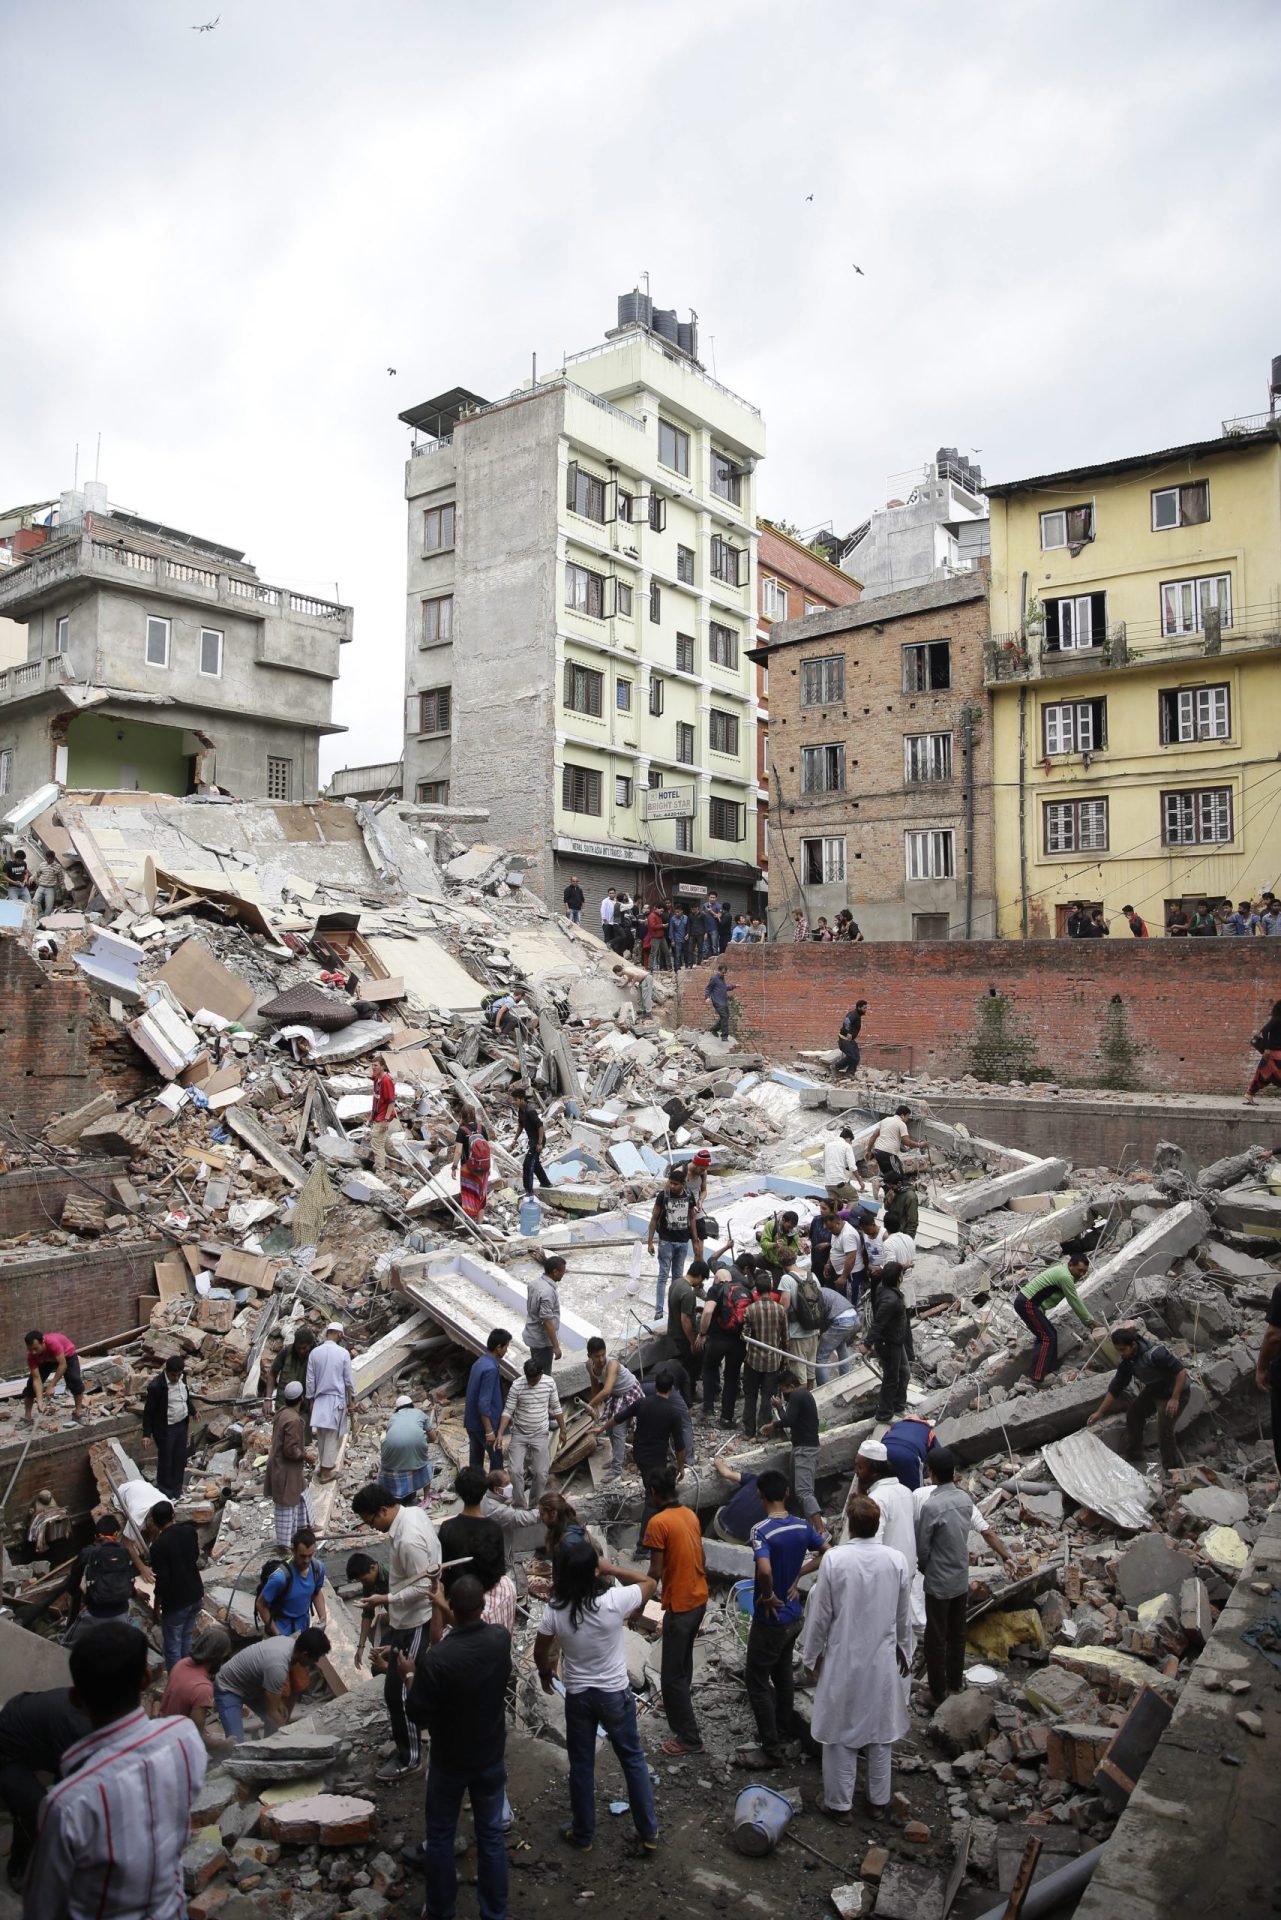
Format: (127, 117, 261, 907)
(647, 1166, 702, 1320)
(778, 1255, 826, 1387)
(696, 1262, 750, 1428)
(63, 1514, 142, 1645)
(256, 1527, 328, 1638)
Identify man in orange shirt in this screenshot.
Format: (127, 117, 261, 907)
(643, 1467, 708, 1757)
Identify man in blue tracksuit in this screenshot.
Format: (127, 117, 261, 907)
(464, 1329, 512, 1470)
(705, 963, 734, 1039)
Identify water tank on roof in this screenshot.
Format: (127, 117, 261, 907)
(618, 290, 652, 330)
(936, 446, 959, 470)
(653, 308, 679, 344)
(59, 489, 85, 525)
(82, 479, 108, 515)
(678, 319, 698, 360)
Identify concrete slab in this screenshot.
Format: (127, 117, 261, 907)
(1115, 1533, 1197, 1608)
(936, 1374, 1100, 1465)
(937, 1157, 1071, 1222)
(0, 1615, 72, 1705)
(1080, 1200, 1211, 1320)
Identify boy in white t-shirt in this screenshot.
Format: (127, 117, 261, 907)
(872, 1105, 924, 1183)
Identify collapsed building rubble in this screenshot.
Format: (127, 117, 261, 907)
(0, 788, 1278, 1917)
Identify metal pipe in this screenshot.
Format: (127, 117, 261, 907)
(963, 701, 976, 939)
(971, 1843, 1103, 1920)
(1018, 684, 1029, 940)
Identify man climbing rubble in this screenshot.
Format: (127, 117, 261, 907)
(1014, 1255, 1094, 1384)
(1087, 1323, 1190, 1467)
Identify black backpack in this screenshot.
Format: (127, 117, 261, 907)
(84, 1540, 135, 1613)
(793, 1273, 824, 1332)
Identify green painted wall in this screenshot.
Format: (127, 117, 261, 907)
(66, 714, 191, 794)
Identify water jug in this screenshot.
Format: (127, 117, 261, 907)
(518, 1194, 542, 1236)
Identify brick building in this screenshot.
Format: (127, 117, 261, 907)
(755, 523, 860, 889)
(752, 573, 993, 939)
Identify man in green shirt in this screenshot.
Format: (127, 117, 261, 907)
(1014, 1257, 1093, 1384)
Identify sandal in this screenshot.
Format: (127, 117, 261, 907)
(816, 1795, 852, 1821)
(660, 1737, 704, 1757)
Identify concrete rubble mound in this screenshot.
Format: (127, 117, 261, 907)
(0, 786, 1278, 1918)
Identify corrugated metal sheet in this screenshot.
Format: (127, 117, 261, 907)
(1040, 1430, 1155, 1530)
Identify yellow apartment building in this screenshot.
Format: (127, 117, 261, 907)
(984, 419, 1281, 936)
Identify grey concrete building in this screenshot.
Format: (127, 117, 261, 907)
(841, 449, 990, 600)
(398, 294, 768, 917)
(0, 486, 351, 805)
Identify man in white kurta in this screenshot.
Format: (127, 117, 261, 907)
(305, 1323, 355, 1478)
(799, 1493, 912, 1816)
(856, 1437, 918, 1700)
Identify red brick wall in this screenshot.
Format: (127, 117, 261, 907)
(0, 941, 150, 1130)
(678, 942, 1281, 1095)
(0, 1160, 128, 1238)
(0, 1242, 165, 1358)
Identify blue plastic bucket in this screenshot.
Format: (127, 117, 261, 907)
(732, 1785, 795, 1855)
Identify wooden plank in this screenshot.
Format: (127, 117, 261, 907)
(43, 1093, 117, 1147)
(1002, 1837, 1042, 1920)
(154, 1258, 189, 1303)
(215, 1249, 277, 1292)
(358, 976, 406, 1004)
(225, 1108, 307, 1188)
(154, 937, 256, 1022)
(238, 1295, 281, 1402)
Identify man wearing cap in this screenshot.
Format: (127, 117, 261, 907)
(141, 1352, 193, 1503)
(1087, 1325, 1189, 1467)
(306, 1323, 356, 1482)
(855, 1438, 918, 1656)
(264, 1382, 314, 1548)
(379, 1396, 435, 1503)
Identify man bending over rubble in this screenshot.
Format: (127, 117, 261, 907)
(1087, 1324, 1190, 1468)
(1013, 1256, 1094, 1384)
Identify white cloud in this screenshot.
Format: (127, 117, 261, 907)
(2, 0, 1278, 774)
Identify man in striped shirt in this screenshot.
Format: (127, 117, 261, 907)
(742, 1281, 789, 1439)
(496, 1359, 567, 1507)
(23, 1620, 205, 1920)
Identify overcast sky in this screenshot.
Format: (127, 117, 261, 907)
(4, 0, 1279, 775)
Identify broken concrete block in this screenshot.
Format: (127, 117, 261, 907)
(1094, 1684, 1174, 1813)
(1200, 1525, 1249, 1575)
(181, 1835, 229, 1893)
(259, 1792, 376, 1846)
(1115, 1534, 1197, 1609)
(1050, 1644, 1174, 1702)
(830, 1888, 873, 1919)
(938, 1157, 1071, 1223)
(1179, 1484, 1248, 1527)
(1079, 1200, 1210, 1320)
(1007, 1193, 1054, 1214)
(931, 1690, 996, 1756)
(1046, 1723, 1113, 1785)
(223, 1732, 347, 1786)
(937, 1374, 1099, 1465)
(860, 1845, 890, 1882)
(1179, 1576, 1213, 1650)
(190, 1776, 240, 1826)
(1023, 1666, 1095, 1718)
(1235, 1710, 1265, 1737)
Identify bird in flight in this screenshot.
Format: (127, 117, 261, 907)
(191, 15, 219, 29)
(852, 263, 865, 275)
(805, 194, 813, 202)
(387, 367, 397, 376)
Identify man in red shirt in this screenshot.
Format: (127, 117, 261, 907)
(369, 1056, 397, 1177)
(24, 1331, 85, 1424)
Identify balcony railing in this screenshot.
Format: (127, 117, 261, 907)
(1221, 411, 1276, 436)
(0, 653, 72, 705)
(0, 533, 351, 633)
(986, 605, 1281, 685)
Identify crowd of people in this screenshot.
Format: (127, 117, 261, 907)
(1067, 890, 1281, 937)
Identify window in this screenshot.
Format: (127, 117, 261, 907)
(710, 450, 742, 505)
(422, 594, 453, 644)
(905, 828, 956, 879)
(1160, 573, 1232, 636)
(673, 633, 695, 674)
(616, 580, 633, 617)
(710, 536, 745, 587)
(563, 662, 603, 717)
(1040, 504, 1095, 549)
(199, 627, 223, 678)
(804, 599, 824, 617)
(266, 756, 293, 801)
(648, 769, 663, 789)
(566, 466, 606, 523)
(649, 677, 665, 716)
(709, 621, 739, 669)
(616, 677, 633, 713)
(709, 797, 744, 841)
(1043, 797, 1109, 854)
(1152, 482, 1209, 530)
(904, 732, 953, 782)
(649, 579, 661, 623)
(423, 502, 456, 551)
(676, 721, 696, 764)
(615, 775, 633, 808)
(0, 749, 11, 797)
(617, 489, 633, 523)
(647, 493, 666, 533)
(1162, 786, 1232, 845)
(658, 419, 690, 477)
(1159, 683, 1229, 743)
(674, 815, 693, 852)
(676, 545, 695, 585)
(761, 575, 789, 619)
(562, 764, 602, 815)
(1045, 592, 1106, 651)
(801, 655, 845, 706)
(145, 616, 171, 668)
(709, 709, 739, 755)
(416, 779, 449, 803)
(913, 913, 950, 940)
(565, 563, 604, 618)
(55, 615, 69, 654)
(418, 686, 452, 734)
(802, 836, 846, 884)
(901, 640, 950, 691)
(1043, 698, 1106, 755)
(802, 744, 845, 793)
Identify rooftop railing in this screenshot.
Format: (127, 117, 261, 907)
(0, 533, 350, 628)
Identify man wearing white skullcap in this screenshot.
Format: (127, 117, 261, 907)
(264, 1379, 313, 1547)
(379, 1395, 435, 1503)
(306, 1324, 355, 1480)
